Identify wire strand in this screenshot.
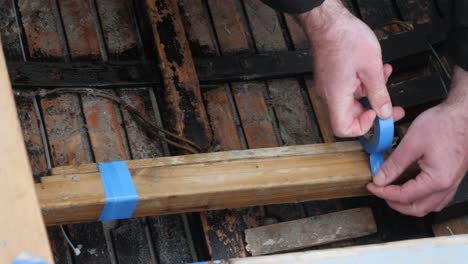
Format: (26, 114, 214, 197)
(17, 88, 202, 154)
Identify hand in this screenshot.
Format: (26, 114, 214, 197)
(298, 0, 404, 137)
(367, 66, 468, 217)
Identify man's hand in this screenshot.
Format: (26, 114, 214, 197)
(298, 0, 404, 137)
(368, 66, 468, 217)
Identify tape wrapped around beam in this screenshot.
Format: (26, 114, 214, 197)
(98, 161, 138, 221)
(359, 98, 394, 176)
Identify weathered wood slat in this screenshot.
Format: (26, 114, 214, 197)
(195, 0, 271, 258)
(180, 0, 264, 258)
(140, 0, 215, 262)
(243, 0, 318, 235)
(283, 16, 335, 143)
(96, 1, 161, 263)
(15, 96, 49, 180)
(38, 142, 371, 225)
(18, 0, 64, 60)
(59, 0, 100, 60)
(119, 89, 195, 264)
(0, 0, 22, 60)
(42, 0, 115, 263)
(245, 208, 377, 256)
(282, 6, 379, 250)
(18, 0, 80, 262)
(117, 89, 162, 264)
(143, 0, 212, 151)
(243, 0, 321, 146)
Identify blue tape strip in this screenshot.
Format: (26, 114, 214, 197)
(12, 253, 48, 264)
(359, 98, 394, 176)
(98, 161, 138, 221)
(12, 259, 47, 264)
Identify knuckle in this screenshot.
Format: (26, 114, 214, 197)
(379, 164, 392, 178)
(379, 160, 398, 182)
(331, 122, 351, 138)
(331, 125, 346, 137)
(369, 89, 390, 103)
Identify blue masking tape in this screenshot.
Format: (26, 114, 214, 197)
(98, 161, 138, 221)
(12, 253, 48, 264)
(359, 98, 394, 176)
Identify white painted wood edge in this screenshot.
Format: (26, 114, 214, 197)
(226, 234, 468, 264)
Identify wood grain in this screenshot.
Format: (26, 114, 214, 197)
(0, 40, 53, 263)
(181, 0, 263, 258)
(245, 208, 377, 256)
(38, 142, 371, 225)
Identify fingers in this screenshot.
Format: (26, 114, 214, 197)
(326, 63, 398, 137)
(392, 106, 405, 121)
(367, 171, 437, 204)
(328, 96, 376, 137)
(359, 63, 393, 119)
(383, 64, 393, 83)
(386, 188, 456, 217)
(328, 100, 403, 137)
(372, 134, 422, 186)
(328, 95, 376, 137)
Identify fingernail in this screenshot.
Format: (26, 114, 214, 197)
(373, 171, 386, 186)
(380, 103, 392, 118)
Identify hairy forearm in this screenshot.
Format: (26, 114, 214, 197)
(446, 67, 468, 114)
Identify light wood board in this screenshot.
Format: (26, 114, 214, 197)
(37, 141, 371, 225)
(0, 41, 53, 263)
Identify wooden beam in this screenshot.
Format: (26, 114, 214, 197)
(245, 208, 377, 256)
(207, 235, 468, 264)
(0, 42, 53, 262)
(37, 141, 370, 225)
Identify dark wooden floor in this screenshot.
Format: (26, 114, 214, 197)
(0, 0, 446, 263)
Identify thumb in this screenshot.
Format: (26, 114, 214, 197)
(359, 63, 393, 119)
(374, 134, 422, 186)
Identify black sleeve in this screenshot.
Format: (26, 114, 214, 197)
(450, 0, 468, 71)
(262, 0, 325, 14)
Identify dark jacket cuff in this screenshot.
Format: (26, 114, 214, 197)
(262, 0, 325, 14)
(450, 29, 468, 71)
(450, 0, 468, 71)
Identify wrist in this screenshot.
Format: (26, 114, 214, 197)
(297, 0, 350, 40)
(441, 66, 468, 126)
(445, 66, 468, 112)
